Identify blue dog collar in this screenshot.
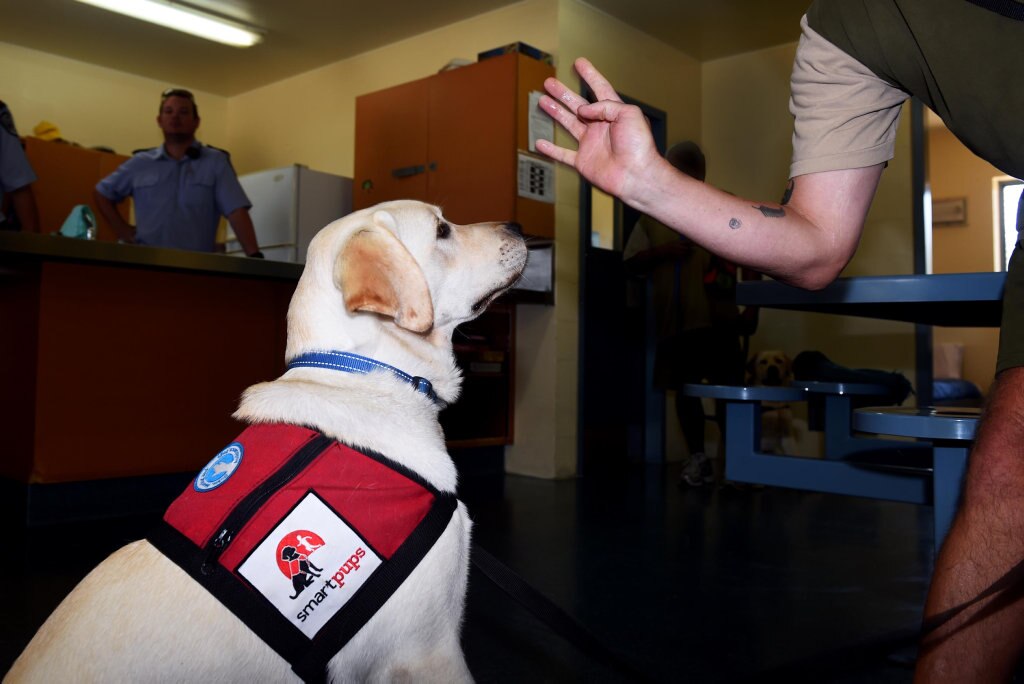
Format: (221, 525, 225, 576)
(287, 350, 445, 408)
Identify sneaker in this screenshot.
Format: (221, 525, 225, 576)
(680, 452, 708, 487)
(698, 453, 714, 484)
(680, 455, 704, 487)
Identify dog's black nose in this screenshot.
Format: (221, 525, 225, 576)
(504, 222, 523, 236)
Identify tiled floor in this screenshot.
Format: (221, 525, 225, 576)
(0, 460, 934, 682)
(460, 462, 930, 683)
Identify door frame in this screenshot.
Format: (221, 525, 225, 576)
(577, 85, 668, 473)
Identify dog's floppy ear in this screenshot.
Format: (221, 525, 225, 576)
(335, 216, 434, 333)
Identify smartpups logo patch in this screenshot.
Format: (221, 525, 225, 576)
(238, 493, 382, 638)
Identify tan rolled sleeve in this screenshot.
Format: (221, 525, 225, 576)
(789, 14, 909, 178)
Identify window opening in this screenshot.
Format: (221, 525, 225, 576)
(999, 179, 1023, 271)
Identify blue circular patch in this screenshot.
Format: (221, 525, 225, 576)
(194, 442, 244, 492)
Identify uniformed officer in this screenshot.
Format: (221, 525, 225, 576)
(0, 100, 40, 233)
(94, 88, 262, 256)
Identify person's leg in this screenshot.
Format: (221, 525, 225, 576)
(676, 391, 707, 458)
(706, 329, 745, 482)
(915, 367, 1024, 681)
(672, 330, 715, 485)
(916, 238, 1024, 680)
(676, 393, 712, 486)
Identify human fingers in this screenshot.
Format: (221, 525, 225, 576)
(538, 93, 587, 140)
(542, 76, 593, 116)
(534, 139, 577, 167)
(576, 98, 635, 126)
(574, 58, 622, 103)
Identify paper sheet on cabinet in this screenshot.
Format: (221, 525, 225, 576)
(528, 91, 554, 152)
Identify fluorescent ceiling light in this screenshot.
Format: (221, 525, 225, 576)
(75, 0, 263, 48)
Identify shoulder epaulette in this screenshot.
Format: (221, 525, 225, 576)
(203, 144, 236, 170)
(205, 144, 232, 159)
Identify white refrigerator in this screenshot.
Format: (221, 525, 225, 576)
(226, 165, 353, 262)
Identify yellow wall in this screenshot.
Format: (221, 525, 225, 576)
(929, 124, 1002, 394)
(702, 44, 917, 390)
(502, 0, 703, 478)
(929, 125, 1002, 273)
(0, 41, 228, 156)
(225, 0, 557, 178)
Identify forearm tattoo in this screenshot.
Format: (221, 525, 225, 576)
(727, 183, 792, 231)
(781, 179, 795, 205)
(753, 205, 785, 218)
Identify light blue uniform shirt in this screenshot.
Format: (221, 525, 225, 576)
(95, 142, 250, 252)
(0, 101, 37, 223)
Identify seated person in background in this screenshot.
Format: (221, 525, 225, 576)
(94, 88, 262, 256)
(623, 141, 758, 486)
(0, 100, 40, 233)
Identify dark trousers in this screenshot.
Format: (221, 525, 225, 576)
(655, 328, 744, 456)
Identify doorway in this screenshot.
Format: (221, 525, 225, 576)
(577, 92, 667, 474)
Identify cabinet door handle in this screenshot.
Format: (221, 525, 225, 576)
(392, 164, 426, 178)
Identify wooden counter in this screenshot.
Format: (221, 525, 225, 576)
(0, 232, 301, 521)
(0, 232, 516, 522)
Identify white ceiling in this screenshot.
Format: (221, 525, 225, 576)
(0, 0, 809, 97)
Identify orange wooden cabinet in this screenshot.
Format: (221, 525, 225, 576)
(22, 137, 131, 241)
(354, 52, 555, 239)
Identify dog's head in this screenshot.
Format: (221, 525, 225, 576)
(748, 350, 793, 387)
(286, 200, 527, 401)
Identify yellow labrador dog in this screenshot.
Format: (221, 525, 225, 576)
(748, 350, 798, 454)
(7, 200, 527, 683)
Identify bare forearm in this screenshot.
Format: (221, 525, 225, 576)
(93, 191, 134, 242)
(10, 186, 39, 233)
(627, 165, 832, 287)
(227, 208, 260, 256)
(537, 58, 883, 290)
(626, 163, 879, 289)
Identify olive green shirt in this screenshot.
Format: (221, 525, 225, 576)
(792, 0, 1024, 190)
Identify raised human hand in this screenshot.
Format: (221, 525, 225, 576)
(536, 58, 662, 203)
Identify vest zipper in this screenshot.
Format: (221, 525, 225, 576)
(200, 432, 334, 575)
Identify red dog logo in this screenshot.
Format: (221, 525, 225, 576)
(276, 530, 325, 600)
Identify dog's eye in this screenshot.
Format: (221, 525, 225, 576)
(436, 221, 451, 239)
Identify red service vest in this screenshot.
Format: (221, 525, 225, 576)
(148, 423, 457, 683)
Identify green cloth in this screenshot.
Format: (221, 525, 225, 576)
(808, 0, 1024, 181)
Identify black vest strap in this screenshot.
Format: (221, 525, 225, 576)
(149, 492, 457, 683)
(292, 493, 456, 681)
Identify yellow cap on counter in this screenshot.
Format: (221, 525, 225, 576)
(33, 120, 61, 141)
